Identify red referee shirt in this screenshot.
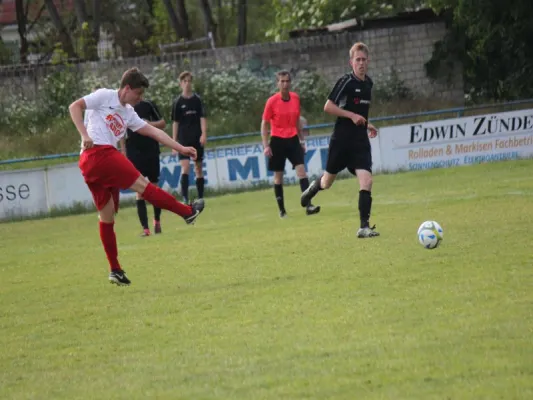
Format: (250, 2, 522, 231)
(262, 92, 301, 139)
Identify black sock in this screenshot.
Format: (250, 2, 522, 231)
(299, 177, 309, 192)
(136, 199, 149, 229)
(196, 177, 205, 199)
(309, 176, 324, 197)
(359, 190, 372, 229)
(274, 184, 285, 213)
(153, 206, 161, 222)
(180, 173, 189, 200)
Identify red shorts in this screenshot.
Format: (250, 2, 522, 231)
(79, 145, 141, 211)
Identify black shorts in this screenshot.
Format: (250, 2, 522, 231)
(268, 135, 305, 172)
(178, 135, 204, 162)
(127, 152, 161, 183)
(325, 138, 372, 175)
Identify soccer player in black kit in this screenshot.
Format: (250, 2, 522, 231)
(171, 71, 207, 204)
(301, 42, 380, 238)
(125, 99, 167, 236)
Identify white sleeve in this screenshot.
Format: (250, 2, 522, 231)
(128, 110, 148, 132)
(83, 88, 108, 110)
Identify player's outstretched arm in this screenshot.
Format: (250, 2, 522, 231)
(137, 123, 197, 160)
(147, 119, 166, 129)
(324, 100, 366, 125)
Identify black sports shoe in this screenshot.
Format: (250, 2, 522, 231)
(301, 179, 321, 207)
(109, 270, 131, 286)
(279, 210, 288, 218)
(306, 204, 321, 215)
(184, 198, 205, 225)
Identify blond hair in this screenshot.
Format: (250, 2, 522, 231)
(349, 42, 369, 59)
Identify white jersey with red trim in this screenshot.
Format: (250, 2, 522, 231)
(82, 88, 146, 149)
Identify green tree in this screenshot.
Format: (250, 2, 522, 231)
(426, 0, 533, 100)
(265, 0, 423, 42)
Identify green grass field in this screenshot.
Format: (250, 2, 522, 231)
(1, 160, 532, 400)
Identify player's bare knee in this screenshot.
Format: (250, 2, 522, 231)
(360, 175, 373, 191)
(273, 172, 284, 185)
(130, 175, 149, 193)
(99, 198, 115, 223)
(194, 162, 203, 178)
(320, 173, 335, 189)
(295, 164, 307, 179)
(321, 179, 333, 189)
(180, 160, 190, 175)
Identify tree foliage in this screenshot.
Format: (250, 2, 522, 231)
(426, 0, 533, 101)
(265, 0, 427, 42)
(6, 0, 533, 103)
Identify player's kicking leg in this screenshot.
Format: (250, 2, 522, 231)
(129, 176, 205, 225)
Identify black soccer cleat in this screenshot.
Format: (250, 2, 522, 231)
(301, 179, 321, 207)
(279, 210, 288, 218)
(184, 198, 205, 225)
(306, 204, 321, 215)
(109, 270, 131, 286)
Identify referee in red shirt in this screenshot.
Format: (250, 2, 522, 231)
(261, 70, 320, 218)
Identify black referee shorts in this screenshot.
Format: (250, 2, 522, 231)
(127, 152, 161, 184)
(325, 138, 372, 175)
(178, 134, 204, 162)
(268, 135, 305, 172)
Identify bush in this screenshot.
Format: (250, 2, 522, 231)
(0, 62, 331, 152)
(142, 63, 330, 136)
(0, 94, 44, 136)
(373, 67, 413, 103)
(144, 63, 181, 119)
(40, 65, 84, 118)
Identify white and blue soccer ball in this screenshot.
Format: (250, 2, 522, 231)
(417, 221, 443, 249)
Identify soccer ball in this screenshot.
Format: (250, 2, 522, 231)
(417, 221, 443, 249)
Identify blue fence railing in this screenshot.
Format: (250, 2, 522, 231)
(1, 98, 532, 167)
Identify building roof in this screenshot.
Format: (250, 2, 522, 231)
(288, 8, 444, 38)
(0, 0, 75, 26)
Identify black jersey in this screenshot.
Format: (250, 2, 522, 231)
(327, 72, 373, 145)
(171, 93, 206, 140)
(126, 100, 163, 156)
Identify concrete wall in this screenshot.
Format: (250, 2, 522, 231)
(0, 20, 463, 103)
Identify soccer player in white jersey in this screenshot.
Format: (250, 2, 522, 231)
(69, 67, 205, 286)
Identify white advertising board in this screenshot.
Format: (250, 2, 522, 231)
(0, 168, 48, 218)
(379, 109, 533, 172)
(45, 162, 94, 209)
(153, 135, 381, 192)
(4, 109, 531, 220)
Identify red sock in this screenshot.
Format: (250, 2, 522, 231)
(142, 183, 192, 217)
(99, 221, 121, 271)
